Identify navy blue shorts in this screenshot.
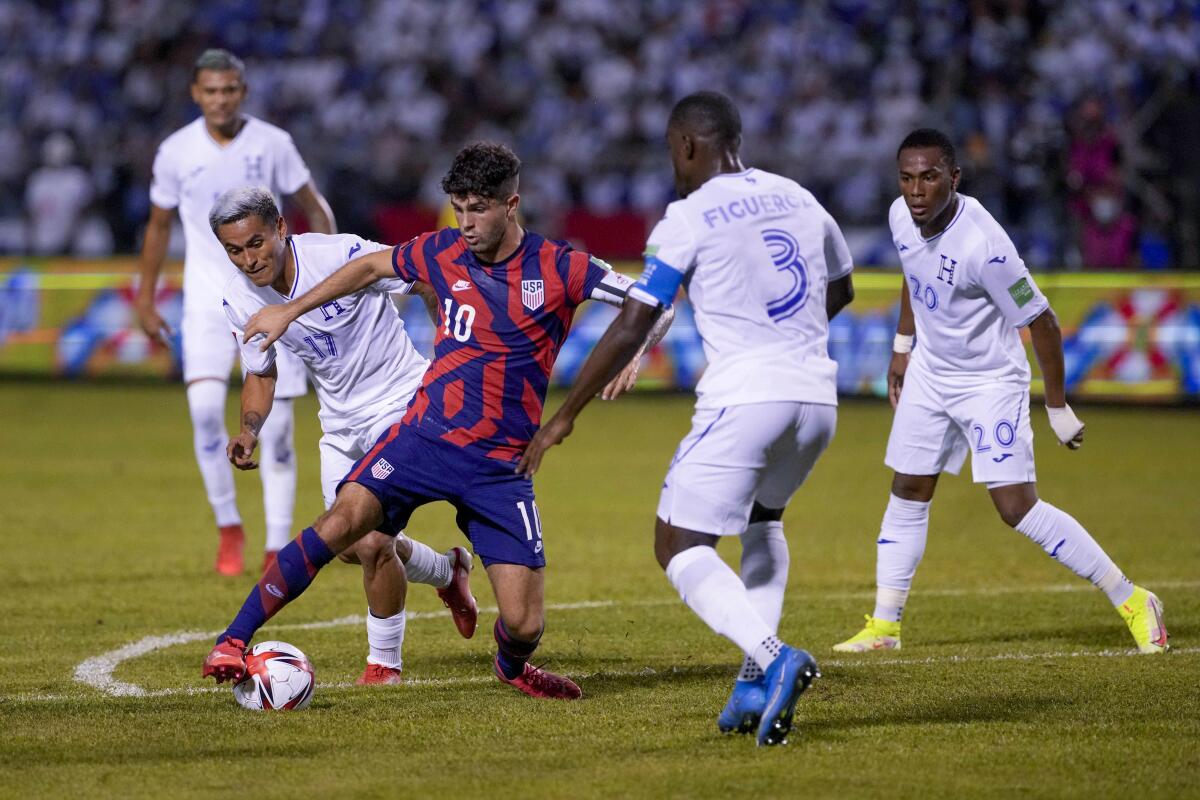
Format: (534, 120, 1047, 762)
(339, 424, 546, 568)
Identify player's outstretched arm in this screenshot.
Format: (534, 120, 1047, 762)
(517, 299, 663, 476)
(1028, 308, 1085, 449)
(827, 274, 855, 320)
(601, 304, 674, 400)
(229, 367, 277, 470)
(134, 204, 176, 345)
(243, 248, 395, 350)
(889, 275, 917, 409)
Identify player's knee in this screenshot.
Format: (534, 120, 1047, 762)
(500, 613, 543, 643)
(994, 497, 1035, 528)
(891, 473, 936, 502)
(356, 531, 397, 571)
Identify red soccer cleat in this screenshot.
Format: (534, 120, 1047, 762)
(202, 638, 247, 683)
(436, 546, 478, 638)
(215, 524, 245, 576)
(494, 658, 582, 700)
(261, 550, 278, 573)
(356, 664, 403, 686)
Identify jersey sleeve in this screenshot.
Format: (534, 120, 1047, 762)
(559, 250, 612, 307)
(973, 237, 1050, 328)
(391, 234, 430, 284)
(629, 204, 696, 308)
(823, 211, 854, 281)
(341, 238, 411, 294)
(148, 143, 180, 210)
(275, 132, 312, 196)
(223, 298, 278, 376)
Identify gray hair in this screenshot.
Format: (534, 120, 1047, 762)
(192, 48, 245, 82)
(209, 186, 280, 235)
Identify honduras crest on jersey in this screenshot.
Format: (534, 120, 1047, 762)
(521, 280, 544, 311)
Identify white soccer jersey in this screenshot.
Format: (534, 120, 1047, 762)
(631, 168, 853, 408)
(151, 116, 312, 310)
(222, 233, 429, 433)
(889, 194, 1050, 386)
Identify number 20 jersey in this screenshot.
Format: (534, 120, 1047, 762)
(632, 168, 854, 409)
(222, 232, 428, 434)
(888, 193, 1049, 388)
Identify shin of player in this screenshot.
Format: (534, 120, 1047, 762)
(834, 129, 1167, 656)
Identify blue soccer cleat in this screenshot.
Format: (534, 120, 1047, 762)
(717, 678, 766, 734)
(756, 646, 819, 747)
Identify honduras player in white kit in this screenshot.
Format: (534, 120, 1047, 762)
(519, 93, 856, 745)
(210, 186, 479, 685)
(134, 50, 337, 576)
(833, 129, 1168, 656)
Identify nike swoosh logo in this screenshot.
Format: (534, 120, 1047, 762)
(348, 242, 362, 258)
(265, 584, 285, 599)
(988, 256, 1007, 264)
(452, 279, 471, 292)
(202, 439, 222, 453)
(877, 538, 897, 545)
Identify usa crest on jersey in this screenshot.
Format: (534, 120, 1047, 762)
(521, 280, 544, 311)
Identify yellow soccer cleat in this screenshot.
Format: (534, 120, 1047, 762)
(832, 615, 902, 653)
(1118, 586, 1169, 654)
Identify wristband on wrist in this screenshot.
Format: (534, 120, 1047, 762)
(893, 333, 914, 354)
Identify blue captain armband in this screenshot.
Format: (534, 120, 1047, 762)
(629, 255, 685, 308)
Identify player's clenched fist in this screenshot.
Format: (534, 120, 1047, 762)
(887, 351, 908, 409)
(244, 303, 296, 350)
(1046, 404, 1085, 450)
(227, 432, 259, 470)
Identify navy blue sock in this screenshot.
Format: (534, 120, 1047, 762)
(493, 619, 542, 679)
(220, 528, 335, 645)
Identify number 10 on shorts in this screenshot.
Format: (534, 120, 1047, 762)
(517, 500, 543, 542)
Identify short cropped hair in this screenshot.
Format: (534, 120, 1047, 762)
(440, 142, 521, 200)
(668, 91, 742, 148)
(897, 128, 957, 168)
(208, 186, 279, 235)
(192, 48, 245, 83)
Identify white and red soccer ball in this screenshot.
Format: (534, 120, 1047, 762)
(232, 641, 315, 711)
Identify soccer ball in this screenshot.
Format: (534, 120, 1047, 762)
(231, 641, 315, 711)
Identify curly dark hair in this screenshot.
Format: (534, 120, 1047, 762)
(897, 128, 957, 168)
(440, 142, 521, 200)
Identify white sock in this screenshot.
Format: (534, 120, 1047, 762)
(402, 537, 452, 588)
(1015, 500, 1134, 606)
(736, 521, 789, 681)
(365, 608, 406, 669)
(873, 494, 930, 622)
(257, 399, 296, 552)
(186, 381, 240, 527)
(665, 546, 777, 670)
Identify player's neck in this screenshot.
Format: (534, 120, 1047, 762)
(476, 225, 525, 265)
(272, 238, 295, 295)
(696, 153, 746, 190)
(920, 193, 959, 239)
(206, 115, 247, 146)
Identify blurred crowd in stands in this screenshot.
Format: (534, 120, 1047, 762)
(1, 0, 1198, 268)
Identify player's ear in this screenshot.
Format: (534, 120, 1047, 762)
(276, 214, 287, 239)
(506, 193, 520, 220)
(950, 166, 961, 190)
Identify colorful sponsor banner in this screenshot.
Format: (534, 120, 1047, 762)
(2, 259, 1199, 402)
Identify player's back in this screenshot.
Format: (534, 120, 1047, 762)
(649, 168, 853, 409)
(223, 232, 427, 433)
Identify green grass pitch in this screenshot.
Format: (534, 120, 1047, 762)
(1, 383, 1197, 798)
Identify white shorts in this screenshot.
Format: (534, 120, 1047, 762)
(885, 367, 1036, 485)
(318, 405, 409, 509)
(181, 302, 307, 398)
(657, 401, 836, 536)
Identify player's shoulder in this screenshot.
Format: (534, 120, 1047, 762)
(156, 118, 205, 157)
(887, 196, 911, 233)
(243, 115, 296, 144)
(220, 272, 265, 323)
(956, 194, 1016, 255)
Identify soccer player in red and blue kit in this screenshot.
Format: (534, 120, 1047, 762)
(202, 143, 671, 698)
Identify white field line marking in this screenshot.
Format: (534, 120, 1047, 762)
(3, 580, 1189, 705)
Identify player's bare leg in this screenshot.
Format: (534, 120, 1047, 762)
(202, 483, 385, 682)
(486, 564, 580, 699)
(657, 518, 818, 746)
(989, 482, 1167, 653)
(394, 534, 478, 638)
(187, 377, 245, 575)
(338, 532, 408, 685)
(834, 472, 937, 653)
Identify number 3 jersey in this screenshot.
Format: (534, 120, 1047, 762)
(390, 227, 619, 462)
(222, 232, 429, 434)
(631, 168, 853, 410)
(888, 193, 1050, 388)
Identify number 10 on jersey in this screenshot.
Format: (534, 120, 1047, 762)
(442, 299, 476, 342)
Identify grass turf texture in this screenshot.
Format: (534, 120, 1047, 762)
(0, 383, 1197, 798)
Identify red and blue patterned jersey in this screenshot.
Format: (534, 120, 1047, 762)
(391, 227, 610, 461)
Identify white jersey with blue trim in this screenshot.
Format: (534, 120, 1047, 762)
(630, 168, 853, 409)
(222, 232, 428, 433)
(889, 193, 1049, 387)
(151, 116, 312, 311)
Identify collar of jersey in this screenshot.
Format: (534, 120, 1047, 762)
(469, 229, 529, 270)
(200, 115, 252, 151)
(914, 194, 965, 243)
(271, 236, 300, 300)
